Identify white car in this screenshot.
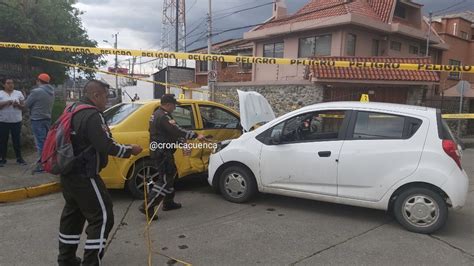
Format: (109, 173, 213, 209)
(209, 92, 469, 234)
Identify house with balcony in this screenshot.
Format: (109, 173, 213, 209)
(211, 0, 449, 115)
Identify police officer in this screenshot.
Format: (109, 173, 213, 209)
(139, 94, 205, 220)
(58, 80, 143, 266)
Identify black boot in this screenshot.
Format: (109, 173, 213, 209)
(162, 201, 182, 211)
(139, 204, 158, 220)
(58, 256, 81, 266)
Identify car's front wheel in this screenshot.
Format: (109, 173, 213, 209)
(393, 187, 448, 234)
(126, 159, 160, 199)
(219, 165, 257, 203)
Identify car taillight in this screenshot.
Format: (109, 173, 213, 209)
(442, 140, 462, 169)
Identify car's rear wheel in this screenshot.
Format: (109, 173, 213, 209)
(126, 159, 160, 199)
(219, 165, 257, 203)
(393, 187, 448, 234)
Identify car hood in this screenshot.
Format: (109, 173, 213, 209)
(238, 90, 276, 132)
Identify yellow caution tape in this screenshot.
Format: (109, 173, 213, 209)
(33, 56, 210, 95)
(34, 57, 233, 100)
(442, 113, 474, 119)
(2, 42, 474, 73)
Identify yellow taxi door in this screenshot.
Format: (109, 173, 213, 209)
(193, 103, 241, 168)
(172, 103, 206, 177)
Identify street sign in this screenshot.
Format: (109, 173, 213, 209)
(456, 80, 470, 96)
(208, 70, 217, 82)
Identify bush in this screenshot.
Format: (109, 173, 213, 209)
(52, 99, 66, 123)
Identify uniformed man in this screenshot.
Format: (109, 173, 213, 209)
(58, 80, 143, 266)
(139, 94, 205, 220)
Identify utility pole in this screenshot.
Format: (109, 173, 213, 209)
(207, 0, 214, 101)
(113, 33, 119, 93)
(425, 11, 432, 57)
(175, 0, 179, 66)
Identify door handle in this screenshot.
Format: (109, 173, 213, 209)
(318, 151, 331, 157)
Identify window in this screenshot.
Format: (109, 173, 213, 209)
(409, 45, 419, 55)
(394, 3, 406, 18)
(460, 31, 468, 40)
(353, 112, 406, 139)
(448, 59, 461, 80)
(241, 62, 252, 72)
(346, 34, 356, 56)
(263, 42, 284, 58)
(390, 41, 402, 51)
(372, 39, 380, 56)
(103, 103, 143, 126)
(298, 35, 332, 57)
(239, 52, 253, 72)
(107, 90, 117, 99)
(420, 45, 427, 56)
(199, 105, 240, 129)
(173, 105, 195, 129)
(271, 110, 346, 144)
(198, 61, 208, 72)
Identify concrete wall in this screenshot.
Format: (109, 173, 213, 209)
(122, 79, 154, 103)
(214, 83, 324, 117)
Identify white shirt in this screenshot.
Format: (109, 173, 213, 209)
(0, 90, 25, 123)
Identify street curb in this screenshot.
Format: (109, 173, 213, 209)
(0, 182, 61, 203)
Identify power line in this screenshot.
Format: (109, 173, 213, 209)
(213, 1, 348, 37)
(214, 2, 273, 21)
(213, 0, 269, 15)
(432, 0, 469, 15)
(186, 31, 208, 49)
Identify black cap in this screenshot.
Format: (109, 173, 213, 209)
(161, 94, 179, 104)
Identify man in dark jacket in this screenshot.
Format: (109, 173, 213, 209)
(57, 80, 142, 266)
(139, 94, 205, 221)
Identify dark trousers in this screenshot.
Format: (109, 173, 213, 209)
(58, 174, 114, 266)
(144, 151, 178, 211)
(0, 122, 22, 160)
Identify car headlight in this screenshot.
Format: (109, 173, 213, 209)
(212, 140, 232, 154)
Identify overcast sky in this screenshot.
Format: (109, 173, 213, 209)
(74, 0, 474, 73)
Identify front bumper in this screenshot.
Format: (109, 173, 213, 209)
(208, 153, 225, 187)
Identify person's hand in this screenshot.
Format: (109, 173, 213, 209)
(196, 134, 206, 141)
(130, 144, 143, 155)
(8, 100, 14, 106)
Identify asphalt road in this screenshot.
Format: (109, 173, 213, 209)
(1, 150, 473, 266)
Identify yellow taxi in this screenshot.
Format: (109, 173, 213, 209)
(101, 99, 242, 198)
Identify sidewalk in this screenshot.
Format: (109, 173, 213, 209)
(0, 153, 60, 203)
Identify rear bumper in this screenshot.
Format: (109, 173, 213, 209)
(443, 168, 469, 209)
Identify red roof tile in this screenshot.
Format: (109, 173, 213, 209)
(366, 0, 394, 23)
(258, 0, 391, 30)
(311, 56, 440, 82)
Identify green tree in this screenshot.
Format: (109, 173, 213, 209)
(0, 0, 105, 83)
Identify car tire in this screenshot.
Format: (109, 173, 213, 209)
(126, 159, 160, 199)
(393, 187, 448, 234)
(219, 165, 257, 203)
